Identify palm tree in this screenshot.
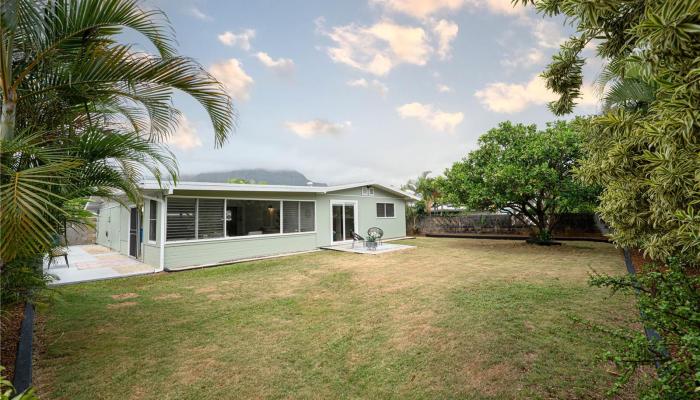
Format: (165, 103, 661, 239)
(0, 0, 234, 267)
(402, 171, 441, 215)
(595, 58, 657, 112)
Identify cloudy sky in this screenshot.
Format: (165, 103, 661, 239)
(142, 0, 601, 185)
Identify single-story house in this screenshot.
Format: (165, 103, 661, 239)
(92, 181, 417, 271)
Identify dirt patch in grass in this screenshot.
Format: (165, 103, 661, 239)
(153, 293, 182, 301)
(194, 286, 218, 294)
(106, 301, 137, 309)
(110, 293, 139, 300)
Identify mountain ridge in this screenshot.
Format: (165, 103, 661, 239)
(180, 169, 326, 186)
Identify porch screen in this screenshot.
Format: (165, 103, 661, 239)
(198, 199, 225, 239)
(166, 198, 196, 240)
(226, 200, 280, 237)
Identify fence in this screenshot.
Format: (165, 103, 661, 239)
(415, 212, 606, 239)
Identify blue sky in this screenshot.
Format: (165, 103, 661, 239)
(143, 0, 600, 185)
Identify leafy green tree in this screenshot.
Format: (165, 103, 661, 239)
(402, 171, 441, 215)
(227, 178, 268, 185)
(442, 120, 598, 242)
(515, 0, 700, 396)
(0, 0, 234, 297)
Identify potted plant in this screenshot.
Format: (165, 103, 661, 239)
(365, 231, 379, 250)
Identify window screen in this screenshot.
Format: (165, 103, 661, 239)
(149, 200, 158, 241)
(166, 198, 196, 241)
(198, 199, 225, 239)
(226, 200, 280, 237)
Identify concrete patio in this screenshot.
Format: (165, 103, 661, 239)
(320, 242, 415, 255)
(44, 245, 156, 285)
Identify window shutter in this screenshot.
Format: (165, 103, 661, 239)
(283, 201, 300, 233)
(166, 198, 196, 241)
(198, 199, 225, 239)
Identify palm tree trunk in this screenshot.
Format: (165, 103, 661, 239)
(1, 89, 16, 140)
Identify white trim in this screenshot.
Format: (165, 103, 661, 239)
(137, 180, 418, 200)
(329, 199, 359, 244)
(159, 197, 166, 271)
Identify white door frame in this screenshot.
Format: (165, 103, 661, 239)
(329, 199, 359, 244)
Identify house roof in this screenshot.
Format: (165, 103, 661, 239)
(138, 180, 419, 200)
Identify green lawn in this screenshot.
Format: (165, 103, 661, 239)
(35, 238, 644, 399)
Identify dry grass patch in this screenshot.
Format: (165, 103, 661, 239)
(106, 301, 137, 309)
(110, 292, 139, 300)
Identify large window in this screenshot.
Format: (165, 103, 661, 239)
(166, 198, 196, 240)
(226, 200, 280, 237)
(282, 201, 315, 233)
(166, 197, 315, 241)
(148, 200, 158, 242)
(376, 202, 395, 218)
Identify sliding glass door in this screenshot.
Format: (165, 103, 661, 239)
(331, 201, 357, 243)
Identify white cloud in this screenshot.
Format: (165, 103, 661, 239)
(347, 78, 389, 95)
(500, 47, 545, 69)
(474, 75, 599, 113)
(187, 6, 212, 21)
(285, 119, 351, 139)
(371, 0, 466, 18)
(320, 19, 431, 76)
(209, 59, 254, 101)
(532, 19, 566, 49)
(255, 52, 295, 76)
(372, 0, 523, 18)
(480, 0, 524, 16)
(217, 29, 256, 50)
(167, 115, 202, 150)
(396, 102, 463, 132)
(432, 19, 458, 60)
(437, 84, 453, 93)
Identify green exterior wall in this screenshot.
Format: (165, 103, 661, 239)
(164, 232, 317, 269)
(95, 201, 130, 255)
(320, 186, 407, 245)
(96, 184, 409, 270)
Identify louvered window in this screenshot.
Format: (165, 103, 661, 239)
(283, 201, 299, 233)
(282, 201, 315, 233)
(300, 202, 315, 232)
(166, 198, 196, 240)
(198, 199, 225, 239)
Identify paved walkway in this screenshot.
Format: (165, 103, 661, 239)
(321, 242, 415, 255)
(44, 245, 156, 285)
